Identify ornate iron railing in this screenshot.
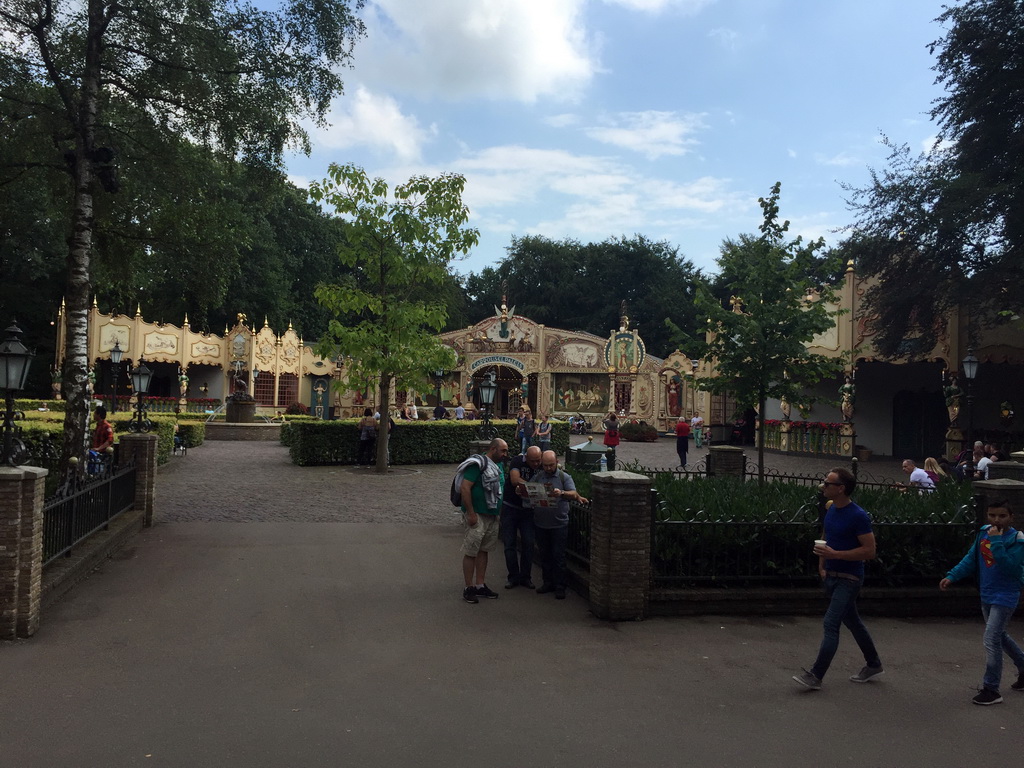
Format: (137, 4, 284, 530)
(42, 461, 137, 565)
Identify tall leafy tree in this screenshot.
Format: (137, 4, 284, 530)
(841, 0, 1024, 356)
(310, 164, 480, 473)
(0, 0, 365, 474)
(695, 183, 843, 481)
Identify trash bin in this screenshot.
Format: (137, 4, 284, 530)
(569, 437, 605, 471)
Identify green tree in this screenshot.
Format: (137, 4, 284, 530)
(841, 0, 1024, 356)
(0, 0, 365, 474)
(310, 164, 480, 472)
(695, 183, 843, 481)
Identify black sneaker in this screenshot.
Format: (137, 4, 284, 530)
(1011, 672, 1024, 691)
(504, 580, 518, 589)
(554, 587, 566, 600)
(972, 688, 1002, 706)
(536, 583, 556, 594)
(850, 665, 884, 683)
(462, 586, 478, 604)
(520, 579, 536, 589)
(476, 584, 499, 599)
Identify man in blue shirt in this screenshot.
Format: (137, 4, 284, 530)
(793, 467, 883, 690)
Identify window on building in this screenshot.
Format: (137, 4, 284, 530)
(277, 373, 299, 409)
(254, 371, 275, 406)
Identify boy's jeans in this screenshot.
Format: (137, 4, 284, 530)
(981, 602, 1024, 691)
(810, 575, 881, 680)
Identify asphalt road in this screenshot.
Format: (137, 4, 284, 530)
(2, 440, 1020, 767)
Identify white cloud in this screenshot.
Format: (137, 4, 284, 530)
(450, 143, 745, 248)
(584, 111, 707, 160)
(545, 113, 580, 128)
(356, 0, 598, 103)
(815, 151, 860, 167)
(313, 87, 431, 162)
(603, 0, 717, 13)
(707, 27, 739, 51)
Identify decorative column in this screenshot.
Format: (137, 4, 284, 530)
(0, 465, 47, 639)
(588, 470, 651, 621)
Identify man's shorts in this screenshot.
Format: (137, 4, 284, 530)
(461, 513, 500, 557)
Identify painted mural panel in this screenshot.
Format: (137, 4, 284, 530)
(545, 337, 602, 368)
(552, 374, 609, 413)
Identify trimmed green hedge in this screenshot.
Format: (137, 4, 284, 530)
(13, 410, 177, 466)
(620, 421, 659, 442)
(288, 419, 570, 466)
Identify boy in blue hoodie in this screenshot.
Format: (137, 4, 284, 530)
(940, 499, 1024, 705)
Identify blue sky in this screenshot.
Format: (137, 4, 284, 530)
(282, 0, 948, 277)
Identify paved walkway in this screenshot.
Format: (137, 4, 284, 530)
(1, 440, 1020, 767)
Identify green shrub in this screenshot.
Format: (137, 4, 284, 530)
(620, 421, 659, 442)
(288, 419, 569, 465)
(175, 420, 205, 448)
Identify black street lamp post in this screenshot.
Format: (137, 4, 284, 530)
(127, 357, 154, 433)
(962, 348, 979, 475)
(110, 340, 123, 413)
(0, 321, 35, 467)
(477, 371, 498, 440)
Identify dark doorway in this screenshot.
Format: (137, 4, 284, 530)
(892, 390, 947, 459)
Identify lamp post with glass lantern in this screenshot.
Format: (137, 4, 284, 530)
(476, 371, 498, 440)
(127, 357, 153, 433)
(110, 340, 123, 413)
(0, 321, 35, 467)
(962, 349, 978, 476)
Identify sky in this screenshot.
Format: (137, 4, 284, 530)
(281, 0, 949, 278)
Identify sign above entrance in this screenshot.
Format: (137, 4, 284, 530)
(470, 355, 526, 373)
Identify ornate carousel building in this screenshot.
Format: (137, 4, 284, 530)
(55, 297, 715, 432)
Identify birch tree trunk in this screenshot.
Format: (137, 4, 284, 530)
(59, 0, 104, 478)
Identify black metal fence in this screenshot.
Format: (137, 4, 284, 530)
(42, 462, 137, 566)
(563, 462, 978, 589)
(566, 500, 590, 567)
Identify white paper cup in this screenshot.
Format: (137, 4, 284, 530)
(813, 539, 827, 549)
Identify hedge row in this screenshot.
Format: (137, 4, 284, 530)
(16, 410, 203, 467)
(287, 419, 570, 466)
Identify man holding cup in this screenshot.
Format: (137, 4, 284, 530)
(793, 467, 884, 690)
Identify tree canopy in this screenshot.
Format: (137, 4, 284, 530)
(311, 164, 479, 472)
(695, 183, 843, 480)
(463, 234, 703, 357)
(0, 0, 365, 473)
(840, 0, 1024, 356)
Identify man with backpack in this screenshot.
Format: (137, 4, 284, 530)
(457, 438, 509, 604)
(533, 450, 589, 600)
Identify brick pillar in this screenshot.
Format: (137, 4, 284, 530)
(988, 461, 1024, 483)
(708, 445, 745, 477)
(118, 434, 159, 527)
(973, 479, 1024, 530)
(588, 470, 651, 621)
(0, 465, 48, 639)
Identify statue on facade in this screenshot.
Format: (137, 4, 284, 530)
(943, 372, 963, 426)
(840, 374, 856, 422)
(667, 376, 681, 417)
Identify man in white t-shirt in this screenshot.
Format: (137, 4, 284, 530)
(901, 459, 935, 490)
(690, 413, 705, 448)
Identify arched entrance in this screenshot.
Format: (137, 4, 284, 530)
(470, 366, 536, 417)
